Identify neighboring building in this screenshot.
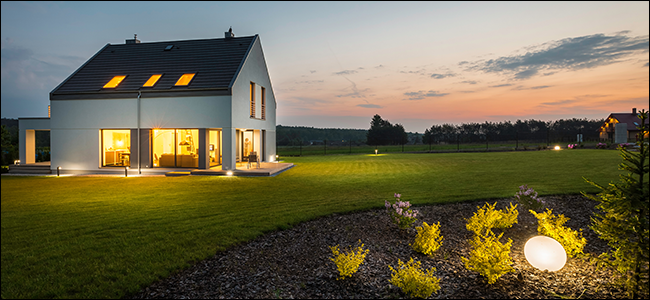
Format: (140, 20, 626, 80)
(19, 29, 276, 174)
(599, 108, 649, 143)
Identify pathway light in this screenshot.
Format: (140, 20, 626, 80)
(524, 236, 566, 272)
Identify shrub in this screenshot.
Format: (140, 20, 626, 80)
(514, 184, 545, 211)
(596, 142, 607, 149)
(568, 143, 578, 149)
(389, 257, 441, 298)
(385, 193, 419, 229)
(465, 202, 518, 237)
(529, 208, 586, 258)
(411, 222, 443, 256)
(584, 109, 649, 298)
(461, 231, 514, 284)
(329, 240, 369, 280)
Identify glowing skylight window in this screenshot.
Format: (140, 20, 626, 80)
(175, 73, 195, 86)
(103, 75, 126, 88)
(143, 74, 162, 87)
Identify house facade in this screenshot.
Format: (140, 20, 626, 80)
(598, 108, 648, 144)
(19, 30, 276, 174)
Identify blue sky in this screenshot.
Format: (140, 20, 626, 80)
(1, 1, 648, 132)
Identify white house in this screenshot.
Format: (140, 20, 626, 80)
(19, 30, 277, 174)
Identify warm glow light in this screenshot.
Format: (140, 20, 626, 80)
(226, 171, 233, 176)
(14, 160, 20, 165)
(103, 75, 126, 88)
(554, 146, 561, 150)
(375, 149, 378, 155)
(175, 73, 195, 86)
(116, 140, 124, 147)
(143, 74, 163, 87)
(524, 236, 567, 272)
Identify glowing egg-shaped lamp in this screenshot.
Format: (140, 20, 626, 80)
(524, 236, 567, 272)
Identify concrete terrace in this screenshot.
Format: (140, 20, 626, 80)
(5, 161, 294, 177)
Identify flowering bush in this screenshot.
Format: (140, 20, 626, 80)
(329, 240, 369, 280)
(618, 142, 634, 149)
(389, 257, 441, 298)
(596, 142, 608, 149)
(385, 193, 419, 229)
(411, 221, 443, 256)
(567, 143, 578, 149)
(514, 184, 545, 211)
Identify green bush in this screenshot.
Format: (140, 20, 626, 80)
(584, 109, 649, 298)
(411, 221, 443, 256)
(389, 257, 441, 298)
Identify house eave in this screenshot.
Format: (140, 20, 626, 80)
(50, 88, 231, 100)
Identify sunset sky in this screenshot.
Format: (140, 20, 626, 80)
(1, 1, 648, 132)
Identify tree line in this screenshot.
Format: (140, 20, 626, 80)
(422, 118, 604, 145)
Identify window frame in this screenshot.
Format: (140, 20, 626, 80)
(174, 73, 196, 86)
(102, 75, 127, 89)
(143, 74, 163, 88)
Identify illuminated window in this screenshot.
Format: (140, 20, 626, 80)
(103, 75, 127, 88)
(250, 82, 255, 118)
(101, 129, 130, 167)
(261, 86, 266, 120)
(143, 74, 162, 87)
(175, 73, 195, 86)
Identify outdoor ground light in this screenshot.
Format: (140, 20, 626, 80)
(57, 166, 61, 177)
(554, 145, 561, 150)
(125, 166, 129, 177)
(226, 170, 233, 176)
(14, 160, 20, 165)
(524, 236, 567, 272)
(375, 149, 378, 155)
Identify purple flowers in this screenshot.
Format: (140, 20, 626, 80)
(596, 142, 607, 149)
(386, 193, 419, 229)
(567, 144, 578, 149)
(514, 184, 545, 211)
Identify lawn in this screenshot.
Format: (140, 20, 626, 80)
(1, 150, 622, 298)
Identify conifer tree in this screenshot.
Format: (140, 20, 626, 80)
(583, 109, 649, 299)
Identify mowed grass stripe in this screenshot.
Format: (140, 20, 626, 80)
(1, 150, 621, 298)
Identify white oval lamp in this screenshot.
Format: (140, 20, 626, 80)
(524, 236, 567, 272)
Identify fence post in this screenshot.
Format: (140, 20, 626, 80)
(324, 139, 327, 155)
(349, 140, 352, 154)
(457, 134, 460, 152)
(516, 131, 518, 150)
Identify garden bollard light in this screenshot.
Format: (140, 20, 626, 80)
(524, 236, 566, 272)
(125, 166, 129, 177)
(57, 166, 61, 177)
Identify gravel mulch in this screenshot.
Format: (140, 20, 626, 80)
(126, 194, 629, 299)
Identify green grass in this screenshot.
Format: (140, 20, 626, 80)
(1, 150, 622, 298)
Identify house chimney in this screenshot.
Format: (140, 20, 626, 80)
(126, 34, 141, 44)
(632, 108, 637, 114)
(225, 27, 234, 39)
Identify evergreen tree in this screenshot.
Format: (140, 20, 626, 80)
(583, 109, 649, 299)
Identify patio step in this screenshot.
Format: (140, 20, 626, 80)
(8, 164, 52, 174)
(165, 171, 191, 177)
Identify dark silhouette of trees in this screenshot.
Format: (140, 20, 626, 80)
(366, 114, 408, 146)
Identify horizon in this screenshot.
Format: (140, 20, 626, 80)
(1, 1, 648, 132)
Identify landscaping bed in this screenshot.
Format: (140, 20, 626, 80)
(127, 194, 626, 299)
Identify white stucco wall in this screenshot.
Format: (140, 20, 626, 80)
(50, 95, 232, 172)
(230, 36, 277, 161)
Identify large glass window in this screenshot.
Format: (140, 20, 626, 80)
(102, 130, 130, 167)
(152, 129, 199, 168)
(209, 129, 222, 167)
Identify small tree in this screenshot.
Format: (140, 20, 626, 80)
(583, 109, 649, 299)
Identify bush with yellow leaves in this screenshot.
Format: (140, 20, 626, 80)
(329, 240, 369, 280)
(530, 208, 587, 258)
(462, 202, 517, 284)
(465, 202, 518, 236)
(411, 221, 443, 256)
(461, 230, 514, 284)
(389, 257, 441, 298)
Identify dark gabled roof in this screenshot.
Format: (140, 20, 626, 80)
(50, 35, 257, 99)
(603, 112, 649, 130)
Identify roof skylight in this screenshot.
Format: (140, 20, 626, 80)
(175, 73, 195, 86)
(103, 75, 126, 88)
(143, 74, 162, 87)
(164, 45, 173, 51)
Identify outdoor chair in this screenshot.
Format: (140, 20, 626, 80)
(247, 152, 260, 169)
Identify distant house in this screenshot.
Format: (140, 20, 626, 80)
(599, 108, 649, 143)
(18, 29, 277, 174)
